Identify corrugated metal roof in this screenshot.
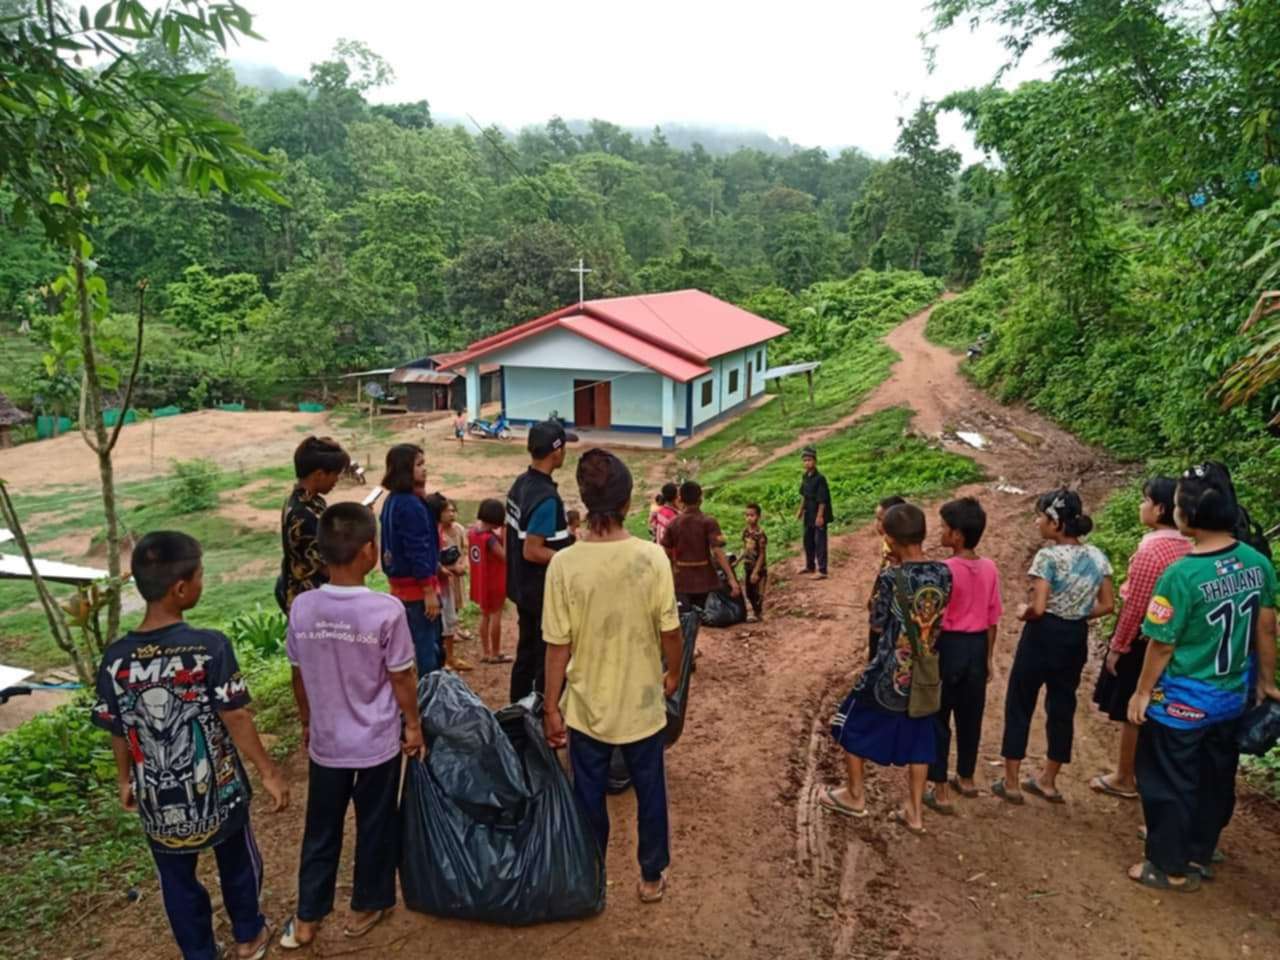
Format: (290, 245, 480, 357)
(559, 314, 710, 382)
(0, 553, 108, 585)
(390, 368, 458, 386)
(761, 361, 821, 380)
(445, 290, 787, 384)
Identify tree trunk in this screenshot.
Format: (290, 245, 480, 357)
(72, 249, 124, 645)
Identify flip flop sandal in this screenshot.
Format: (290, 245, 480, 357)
(1212, 849, 1227, 864)
(991, 779, 1024, 805)
(1188, 861, 1215, 880)
(239, 922, 275, 960)
(923, 788, 957, 816)
(343, 908, 390, 939)
(1022, 778, 1066, 804)
(1130, 860, 1201, 893)
(638, 874, 668, 903)
(279, 916, 313, 951)
(1089, 774, 1138, 800)
(494, 653, 514, 663)
(888, 809, 927, 836)
(949, 777, 979, 799)
(818, 785, 869, 819)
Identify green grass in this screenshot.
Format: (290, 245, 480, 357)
(706, 406, 983, 551)
(0, 650, 297, 960)
(688, 342, 898, 489)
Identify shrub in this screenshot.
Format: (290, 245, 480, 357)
(168, 458, 221, 513)
(226, 603, 287, 658)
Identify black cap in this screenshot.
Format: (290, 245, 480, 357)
(801, 446, 818, 461)
(528, 420, 579, 459)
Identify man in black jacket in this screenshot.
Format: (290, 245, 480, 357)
(796, 446, 832, 579)
(506, 420, 577, 701)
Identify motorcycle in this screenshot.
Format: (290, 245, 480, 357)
(467, 413, 512, 440)
(966, 332, 990, 361)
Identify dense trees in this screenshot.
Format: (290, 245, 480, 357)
(0, 21, 983, 415)
(928, 0, 1280, 503)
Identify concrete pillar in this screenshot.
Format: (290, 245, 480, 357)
(466, 365, 481, 421)
(661, 376, 676, 449)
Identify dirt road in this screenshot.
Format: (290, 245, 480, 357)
(71, 306, 1280, 960)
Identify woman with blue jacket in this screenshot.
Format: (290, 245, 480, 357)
(380, 443, 443, 673)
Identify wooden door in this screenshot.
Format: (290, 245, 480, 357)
(594, 381, 612, 429)
(573, 379, 595, 426)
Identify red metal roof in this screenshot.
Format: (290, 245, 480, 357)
(443, 290, 788, 384)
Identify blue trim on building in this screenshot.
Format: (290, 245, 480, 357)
(500, 367, 507, 416)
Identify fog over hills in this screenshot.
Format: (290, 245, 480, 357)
(230, 60, 854, 158)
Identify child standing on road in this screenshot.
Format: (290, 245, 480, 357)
(92, 531, 289, 960)
(1090, 478, 1190, 801)
(380, 444, 443, 675)
(280, 502, 424, 949)
(994, 489, 1114, 805)
(424, 493, 473, 673)
(741, 503, 769, 621)
(469, 498, 509, 664)
(1127, 462, 1278, 892)
(277, 436, 350, 614)
(667, 480, 741, 609)
(654, 482, 679, 554)
(864, 495, 907, 661)
(925, 497, 1003, 812)
(822, 503, 952, 835)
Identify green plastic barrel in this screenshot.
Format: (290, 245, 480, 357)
(298, 402, 325, 413)
(152, 405, 182, 418)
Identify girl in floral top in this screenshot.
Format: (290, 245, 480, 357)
(1090, 477, 1190, 799)
(994, 489, 1114, 805)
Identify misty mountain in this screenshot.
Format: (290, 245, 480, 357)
(231, 61, 812, 157)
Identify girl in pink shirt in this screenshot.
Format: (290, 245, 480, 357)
(926, 497, 1004, 812)
(1090, 477, 1190, 799)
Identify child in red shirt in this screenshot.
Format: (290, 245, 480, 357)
(469, 498, 509, 664)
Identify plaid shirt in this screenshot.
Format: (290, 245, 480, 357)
(1110, 528, 1192, 653)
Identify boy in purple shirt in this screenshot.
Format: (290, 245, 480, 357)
(279, 503, 424, 949)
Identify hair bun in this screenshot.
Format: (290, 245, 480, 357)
(1076, 515, 1094, 536)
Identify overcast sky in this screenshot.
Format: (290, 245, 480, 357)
(233, 0, 1053, 161)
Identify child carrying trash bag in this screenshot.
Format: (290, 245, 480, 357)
(543, 449, 687, 904)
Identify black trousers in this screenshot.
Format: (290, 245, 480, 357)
(928, 630, 989, 783)
(1137, 720, 1239, 875)
(569, 728, 671, 883)
(1000, 615, 1088, 763)
(297, 756, 401, 922)
(744, 572, 767, 618)
(803, 524, 828, 574)
(510, 605, 545, 703)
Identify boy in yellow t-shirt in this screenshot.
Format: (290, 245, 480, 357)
(542, 449, 683, 905)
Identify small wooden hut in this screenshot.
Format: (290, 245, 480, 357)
(0, 392, 31, 449)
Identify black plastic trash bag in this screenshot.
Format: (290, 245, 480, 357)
(607, 609, 701, 793)
(400, 672, 605, 924)
(664, 608, 700, 746)
(701, 589, 746, 628)
(1238, 699, 1280, 756)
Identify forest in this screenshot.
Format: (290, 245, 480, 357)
(0, 14, 991, 418)
(3, 3, 1280, 957)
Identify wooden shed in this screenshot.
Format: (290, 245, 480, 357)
(391, 353, 502, 414)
